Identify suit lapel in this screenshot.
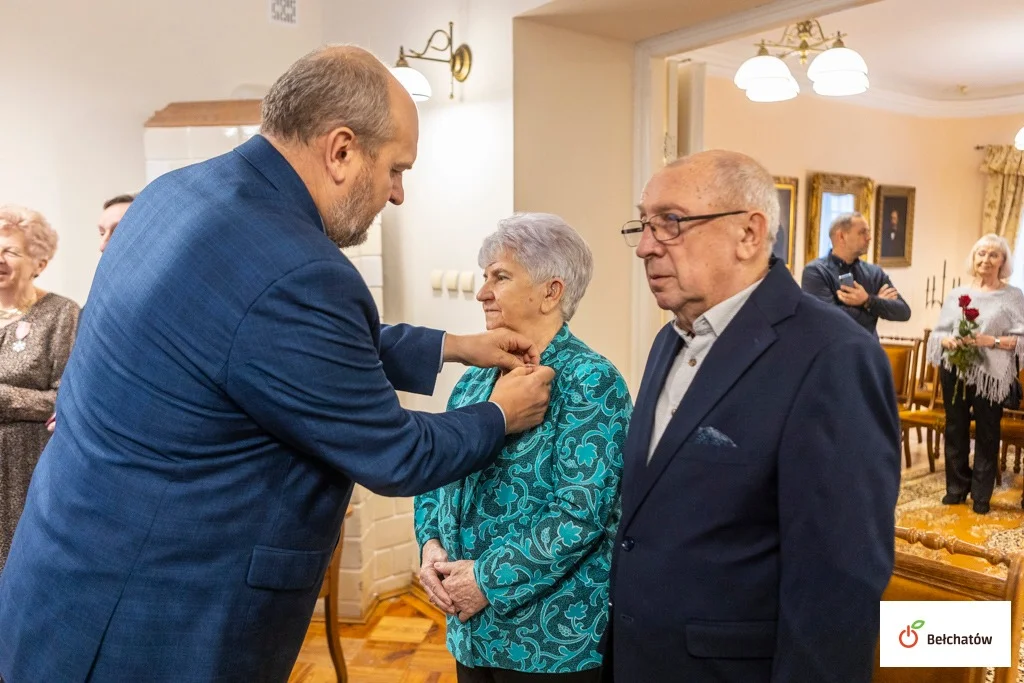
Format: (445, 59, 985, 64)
(621, 328, 682, 512)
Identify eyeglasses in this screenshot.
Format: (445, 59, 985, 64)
(620, 210, 749, 247)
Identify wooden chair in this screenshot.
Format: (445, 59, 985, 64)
(1000, 407, 1024, 493)
(318, 517, 349, 683)
(882, 338, 919, 408)
(899, 365, 944, 471)
(874, 527, 1024, 683)
(911, 329, 936, 410)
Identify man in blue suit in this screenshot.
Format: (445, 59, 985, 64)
(606, 150, 901, 682)
(0, 47, 554, 682)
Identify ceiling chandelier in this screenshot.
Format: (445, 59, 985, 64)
(734, 19, 869, 103)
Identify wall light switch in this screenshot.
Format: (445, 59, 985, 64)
(458, 271, 475, 293)
(430, 270, 444, 291)
(444, 270, 459, 292)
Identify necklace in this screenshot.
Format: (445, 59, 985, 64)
(0, 290, 38, 321)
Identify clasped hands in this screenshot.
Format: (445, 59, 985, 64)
(836, 282, 899, 308)
(419, 539, 489, 623)
(942, 334, 997, 350)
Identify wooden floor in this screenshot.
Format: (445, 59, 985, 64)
(288, 592, 456, 683)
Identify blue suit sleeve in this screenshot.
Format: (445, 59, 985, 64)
(225, 260, 505, 497)
(413, 376, 470, 547)
(379, 324, 444, 395)
(771, 336, 900, 683)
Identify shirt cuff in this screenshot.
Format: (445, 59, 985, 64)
(488, 400, 507, 430)
(438, 332, 446, 373)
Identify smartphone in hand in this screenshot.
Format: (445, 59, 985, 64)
(838, 273, 855, 289)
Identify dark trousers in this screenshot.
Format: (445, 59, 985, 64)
(457, 662, 601, 683)
(941, 367, 1003, 504)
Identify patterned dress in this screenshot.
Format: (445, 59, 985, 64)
(414, 324, 632, 674)
(0, 293, 79, 568)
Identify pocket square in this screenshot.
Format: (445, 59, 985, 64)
(693, 426, 737, 448)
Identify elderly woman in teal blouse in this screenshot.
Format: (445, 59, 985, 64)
(415, 213, 632, 682)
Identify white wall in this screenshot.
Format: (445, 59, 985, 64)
(0, 0, 325, 303)
(324, 0, 550, 411)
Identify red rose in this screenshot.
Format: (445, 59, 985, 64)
(959, 295, 972, 308)
(964, 308, 980, 322)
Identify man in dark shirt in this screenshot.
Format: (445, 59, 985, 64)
(801, 212, 911, 335)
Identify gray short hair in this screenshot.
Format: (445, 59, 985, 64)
(967, 233, 1013, 279)
(0, 205, 58, 261)
(478, 213, 594, 321)
(828, 212, 865, 242)
(261, 45, 394, 157)
(669, 151, 780, 252)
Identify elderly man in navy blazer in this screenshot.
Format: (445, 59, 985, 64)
(0, 47, 555, 683)
(606, 150, 901, 682)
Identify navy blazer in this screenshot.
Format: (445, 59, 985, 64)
(0, 136, 505, 682)
(603, 260, 901, 683)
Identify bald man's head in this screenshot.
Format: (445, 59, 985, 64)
(261, 44, 416, 159)
(661, 150, 780, 243)
(260, 45, 419, 249)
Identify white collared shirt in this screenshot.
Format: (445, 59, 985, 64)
(648, 278, 764, 463)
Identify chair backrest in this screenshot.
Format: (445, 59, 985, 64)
(882, 341, 917, 405)
(1012, 366, 1024, 411)
(919, 329, 935, 388)
(873, 527, 1024, 683)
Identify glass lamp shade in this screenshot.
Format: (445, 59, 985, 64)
(734, 54, 794, 90)
(734, 54, 799, 102)
(390, 65, 431, 102)
(807, 47, 869, 96)
(745, 77, 800, 102)
(1015, 126, 1024, 151)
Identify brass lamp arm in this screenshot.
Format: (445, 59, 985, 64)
(757, 19, 847, 64)
(401, 27, 454, 61)
(394, 22, 472, 100)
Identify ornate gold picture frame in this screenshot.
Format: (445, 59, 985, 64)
(772, 176, 798, 272)
(805, 173, 875, 265)
(874, 185, 915, 268)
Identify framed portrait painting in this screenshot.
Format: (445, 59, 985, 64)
(772, 176, 798, 272)
(805, 173, 874, 265)
(874, 185, 915, 268)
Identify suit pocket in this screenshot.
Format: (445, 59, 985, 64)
(678, 444, 753, 466)
(685, 620, 776, 659)
(246, 545, 332, 591)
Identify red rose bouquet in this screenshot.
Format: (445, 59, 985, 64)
(945, 294, 982, 403)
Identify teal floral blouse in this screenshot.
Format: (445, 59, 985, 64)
(414, 325, 632, 673)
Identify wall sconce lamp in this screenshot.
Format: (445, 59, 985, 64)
(391, 22, 472, 102)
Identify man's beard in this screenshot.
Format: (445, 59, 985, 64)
(323, 165, 380, 249)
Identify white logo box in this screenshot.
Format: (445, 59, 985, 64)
(880, 601, 1011, 668)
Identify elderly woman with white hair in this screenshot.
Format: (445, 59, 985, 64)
(928, 233, 1024, 514)
(414, 213, 632, 682)
(0, 205, 79, 568)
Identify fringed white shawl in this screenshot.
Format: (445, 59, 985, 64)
(926, 285, 1024, 403)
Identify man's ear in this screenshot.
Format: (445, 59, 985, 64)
(324, 126, 358, 184)
(737, 211, 769, 260)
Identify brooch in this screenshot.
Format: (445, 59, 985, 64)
(12, 321, 30, 353)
